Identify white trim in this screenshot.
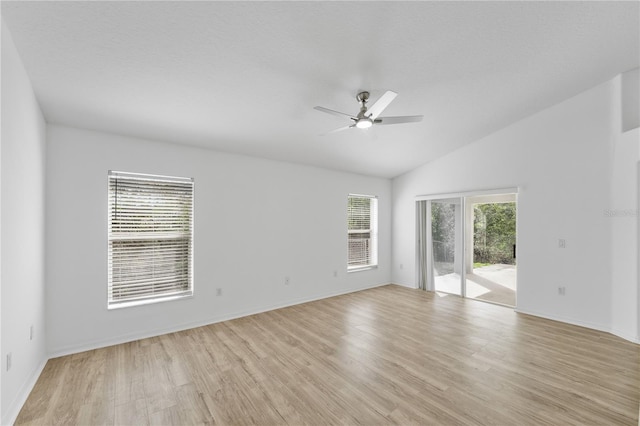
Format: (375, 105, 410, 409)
(415, 187, 519, 201)
(2, 359, 47, 426)
(348, 193, 378, 199)
(466, 193, 517, 204)
(461, 197, 467, 297)
(515, 307, 611, 334)
(347, 265, 378, 273)
(48, 281, 392, 358)
(393, 281, 417, 289)
(107, 293, 193, 310)
(108, 170, 193, 184)
(517, 307, 640, 344)
(610, 327, 640, 344)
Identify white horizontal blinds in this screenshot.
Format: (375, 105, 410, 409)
(108, 171, 194, 307)
(348, 194, 378, 268)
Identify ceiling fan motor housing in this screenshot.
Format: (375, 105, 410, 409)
(356, 91, 370, 104)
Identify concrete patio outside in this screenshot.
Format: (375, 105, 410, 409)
(434, 263, 516, 307)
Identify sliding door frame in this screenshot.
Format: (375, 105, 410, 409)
(415, 187, 519, 303)
(415, 187, 519, 202)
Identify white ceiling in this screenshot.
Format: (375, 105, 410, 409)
(2, 1, 638, 178)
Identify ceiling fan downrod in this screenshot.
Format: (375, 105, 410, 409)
(356, 91, 370, 112)
(355, 91, 373, 128)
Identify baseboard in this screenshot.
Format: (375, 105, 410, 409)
(610, 327, 640, 344)
(518, 307, 640, 344)
(390, 281, 416, 289)
(49, 282, 392, 358)
(515, 307, 613, 335)
(1, 358, 47, 426)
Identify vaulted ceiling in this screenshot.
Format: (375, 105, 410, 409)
(2, 1, 638, 178)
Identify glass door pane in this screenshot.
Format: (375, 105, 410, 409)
(430, 198, 463, 295)
(464, 196, 517, 307)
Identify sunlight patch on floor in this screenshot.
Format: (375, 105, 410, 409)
(433, 264, 516, 306)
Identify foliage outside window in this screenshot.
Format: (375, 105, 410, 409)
(430, 201, 516, 268)
(108, 171, 194, 308)
(348, 194, 378, 270)
(473, 202, 516, 265)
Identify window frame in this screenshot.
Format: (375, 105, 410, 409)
(107, 171, 194, 309)
(347, 193, 378, 272)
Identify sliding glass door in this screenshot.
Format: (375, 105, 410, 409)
(465, 195, 517, 306)
(417, 190, 517, 307)
(430, 198, 463, 296)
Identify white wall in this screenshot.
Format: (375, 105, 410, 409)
(46, 124, 391, 355)
(610, 70, 640, 343)
(610, 127, 639, 342)
(392, 79, 617, 332)
(622, 68, 639, 132)
(1, 22, 48, 425)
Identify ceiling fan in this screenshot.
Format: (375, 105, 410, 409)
(314, 90, 423, 135)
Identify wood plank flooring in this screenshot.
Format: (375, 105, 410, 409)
(16, 285, 640, 425)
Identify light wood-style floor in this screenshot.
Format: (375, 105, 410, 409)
(16, 285, 640, 425)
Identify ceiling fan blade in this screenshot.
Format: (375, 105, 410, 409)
(314, 106, 356, 120)
(374, 115, 424, 125)
(321, 125, 354, 136)
(366, 91, 398, 120)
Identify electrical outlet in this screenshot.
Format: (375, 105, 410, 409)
(400, 263, 404, 270)
(285, 276, 290, 285)
(333, 270, 337, 278)
(30, 325, 34, 341)
(6, 353, 11, 371)
(558, 286, 566, 296)
(216, 288, 222, 297)
(558, 239, 566, 248)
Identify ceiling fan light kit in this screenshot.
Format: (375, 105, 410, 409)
(355, 118, 373, 129)
(314, 90, 424, 135)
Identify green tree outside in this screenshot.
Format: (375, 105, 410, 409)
(473, 202, 516, 265)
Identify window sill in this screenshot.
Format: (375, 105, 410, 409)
(108, 292, 193, 310)
(347, 265, 378, 273)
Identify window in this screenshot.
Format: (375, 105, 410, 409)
(347, 194, 378, 270)
(108, 171, 194, 308)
